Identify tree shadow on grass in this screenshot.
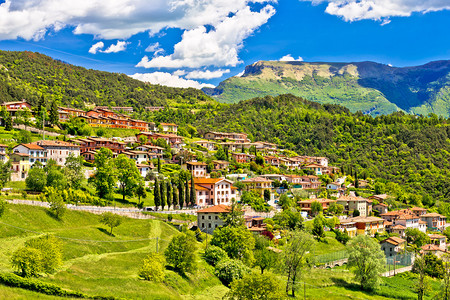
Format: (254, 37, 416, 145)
(166, 265, 190, 280)
(97, 227, 115, 237)
(330, 277, 378, 297)
(45, 209, 63, 221)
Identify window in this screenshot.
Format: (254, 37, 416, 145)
(202, 223, 205, 228)
(215, 216, 218, 220)
(208, 223, 211, 228)
(208, 216, 211, 220)
(202, 216, 204, 220)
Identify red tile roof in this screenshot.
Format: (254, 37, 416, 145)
(197, 204, 231, 213)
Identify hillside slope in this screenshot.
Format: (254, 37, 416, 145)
(0, 51, 216, 111)
(203, 60, 450, 116)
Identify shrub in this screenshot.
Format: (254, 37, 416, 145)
(0, 272, 86, 298)
(139, 254, 166, 282)
(214, 259, 251, 286)
(203, 246, 229, 266)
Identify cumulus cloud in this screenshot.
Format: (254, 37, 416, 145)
(186, 69, 230, 79)
(279, 54, 303, 62)
(130, 72, 214, 89)
(136, 4, 276, 68)
(173, 70, 186, 76)
(301, 0, 450, 22)
(101, 41, 129, 53)
(88, 41, 104, 54)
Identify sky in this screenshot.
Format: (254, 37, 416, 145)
(0, 0, 449, 89)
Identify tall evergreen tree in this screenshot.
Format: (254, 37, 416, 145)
(178, 181, 184, 209)
(160, 181, 166, 211)
(190, 177, 196, 206)
(355, 171, 359, 189)
(154, 178, 161, 211)
(157, 157, 161, 173)
(172, 183, 178, 210)
(49, 100, 59, 126)
(4, 111, 12, 131)
(166, 181, 172, 209)
(185, 180, 190, 208)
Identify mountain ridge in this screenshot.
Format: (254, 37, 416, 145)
(203, 60, 450, 116)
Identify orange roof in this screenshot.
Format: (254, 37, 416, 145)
(374, 203, 388, 207)
(197, 204, 231, 213)
(193, 184, 210, 191)
(391, 225, 406, 230)
(33, 140, 79, 147)
(194, 177, 227, 184)
(382, 236, 406, 246)
(428, 234, 446, 239)
(187, 161, 207, 166)
(421, 244, 445, 251)
(242, 176, 273, 183)
(411, 207, 427, 211)
(422, 213, 446, 218)
(19, 143, 44, 150)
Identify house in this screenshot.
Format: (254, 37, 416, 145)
(160, 123, 178, 133)
(59, 107, 86, 119)
(212, 160, 230, 171)
(390, 225, 407, 237)
(137, 163, 153, 178)
(302, 163, 323, 175)
(420, 213, 447, 231)
(81, 150, 96, 163)
(259, 174, 287, 183)
(134, 145, 164, 159)
(136, 132, 183, 147)
(411, 207, 428, 217)
(0, 144, 8, 162)
(297, 198, 336, 215)
(122, 150, 149, 164)
(231, 152, 254, 163)
(336, 221, 357, 237)
(263, 156, 280, 167)
(13, 143, 47, 166)
(71, 137, 126, 154)
(193, 178, 238, 206)
(197, 204, 231, 232)
(241, 177, 273, 194)
(204, 131, 249, 143)
(380, 209, 427, 233)
(373, 203, 388, 215)
(2, 100, 32, 116)
(285, 175, 320, 189)
(193, 140, 216, 151)
(381, 237, 406, 257)
(339, 216, 385, 236)
(421, 244, 447, 258)
(336, 195, 370, 217)
(31, 140, 80, 166)
(429, 234, 447, 250)
(369, 194, 390, 203)
(9, 153, 30, 181)
(187, 161, 207, 178)
(327, 182, 341, 190)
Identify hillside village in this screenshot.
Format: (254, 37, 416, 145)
(1, 100, 448, 251)
(0, 99, 449, 299)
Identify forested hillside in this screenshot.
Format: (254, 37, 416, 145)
(0, 51, 215, 111)
(203, 60, 450, 117)
(154, 94, 450, 204)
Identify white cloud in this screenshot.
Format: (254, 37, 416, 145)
(301, 0, 450, 22)
(173, 70, 186, 76)
(279, 54, 303, 62)
(186, 69, 230, 79)
(88, 41, 104, 54)
(101, 41, 129, 53)
(145, 42, 164, 56)
(136, 4, 276, 68)
(130, 72, 214, 89)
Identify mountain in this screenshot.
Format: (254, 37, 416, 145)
(0, 50, 216, 111)
(203, 60, 450, 116)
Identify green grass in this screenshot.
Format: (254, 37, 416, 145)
(0, 285, 71, 299)
(0, 204, 226, 299)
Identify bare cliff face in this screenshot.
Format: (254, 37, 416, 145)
(203, 60, 450, 116)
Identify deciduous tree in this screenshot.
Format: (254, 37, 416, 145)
(100, 212, 122, 235)
(115, 154, 141, 202)
(164, 232, 197, 273)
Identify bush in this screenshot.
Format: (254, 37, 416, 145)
(214, 259, 251, 286)
(138, 253, 166, 282)
(203, 246, 229, 266)
(0, 272, 86, 297)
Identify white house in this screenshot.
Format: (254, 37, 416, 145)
(197, 205, 230, 233)
(380, 237, 406, 257)
(193, 178, 239, 206)
(187, 161, 207, 178)
(31, 140, 80, 166)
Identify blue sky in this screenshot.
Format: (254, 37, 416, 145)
(0, 0, 449, 88)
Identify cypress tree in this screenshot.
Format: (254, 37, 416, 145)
(49, 100, 59, 126)
(185, 180, 190, 208)
(190, 177, 196, 206)
(178, 181, 184, 209)
(4, 111, 12, 131)
(154, 178, 160, 211)
(157, 157, 161, 173)
(355, 172, 359, 189)
(160, 181, 166, 210)
(172, 183, 178, 210)
(166, 181, 172, 209)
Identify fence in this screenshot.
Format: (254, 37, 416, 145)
(385, 252, 414, 267)
(315, 250, 349, 264)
